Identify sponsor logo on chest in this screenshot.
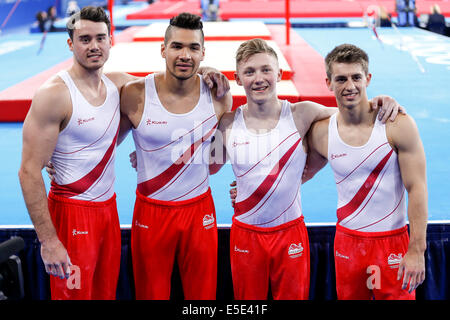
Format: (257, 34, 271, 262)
(77, 117, 95, 125)
(330, 152, 348, 160)
(146, 118, 168, 126)
(232, 140, 250, 148)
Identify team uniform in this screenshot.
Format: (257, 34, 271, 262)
(131, 74, 218, 300)
(228, 101, 309, 300)
(327, 113, 413, 300)
(48, 70, 121, 300)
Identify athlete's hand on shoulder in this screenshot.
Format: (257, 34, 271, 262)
(397, 249, 426, 293)
(371, 95, 407, 123)
(229, 180, 237, 207)
(129, 151, 137, 170)
(40, 238, 72, 279)
(199, 67, 230, 99)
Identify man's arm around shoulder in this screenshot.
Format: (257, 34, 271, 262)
(106, 71, 139, 92)
(210, 109, 234, 175)
(291, 101, 336, 138)
(118, 78, 146, 145)
(212, 88, 233, 120)
(120, 78, 146, 119)
(302, 118, 329, 183)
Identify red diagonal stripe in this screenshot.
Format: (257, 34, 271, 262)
(252, 168, 302, 226)
(336, 142, 389, 185)
(355, 192, 405, 231)
(234, 138, 301, 216)
(237, 131, 298, 178)
(337, 150, 394, 223)
(137, 123, 218, 197)
(51, 125, 120, 198)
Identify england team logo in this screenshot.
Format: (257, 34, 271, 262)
(203, 214, 215, 229)
(388, 253, 403, 268)
(288, 243, 304, 258)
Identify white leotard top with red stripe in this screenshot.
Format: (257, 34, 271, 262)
(228, 101, 306, 228)
(50, 70, 120, 202)
(327, 113, 407, 232)
(132, 74, 217, 201)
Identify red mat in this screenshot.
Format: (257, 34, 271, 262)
(127, 1, 201, 20)
(127, 0, 450, 20)
(0, 30, 136, 122)
(132, 21, 272, 42)
(0, 59, 74, 122)
(220, 0, 450, 19)
(267, 24, 336, 107)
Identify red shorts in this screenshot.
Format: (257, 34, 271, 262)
(230, 216, 310, 300)
(47, 192, 121, 300)
(334, 224, 414, 300)
(131, 188, 218, 300)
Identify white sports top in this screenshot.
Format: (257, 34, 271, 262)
(132, 74, 217, 201)
(328, 113, 407, 232)
(228, 101, 306, 228)
(50, 70, 120, 201)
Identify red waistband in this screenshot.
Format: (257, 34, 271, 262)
(336, 223, 408, 238)
(48, 191, 116, 208)
(135, 188, 212, 207)
(232, 215, 305, 233)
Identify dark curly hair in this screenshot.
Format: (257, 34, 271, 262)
(66, 6, 111, 40)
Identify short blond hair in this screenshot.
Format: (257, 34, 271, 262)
(236, 38, 278, 69)
(431, 4, 441, 14)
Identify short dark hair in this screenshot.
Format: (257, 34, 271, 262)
(164, 12, 204, 45)
(66, 6, 111, 40)
(325, 44, 369, 79)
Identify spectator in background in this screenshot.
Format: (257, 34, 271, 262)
(201, 0, 220, 21)
(426, 4, 447, 35)
(35, 6, 58, 33)
(396, 0, 416, 26)
(46, 6, 57, 32)
(379, 6, 392, 27)
(35, 11, 47, 32)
